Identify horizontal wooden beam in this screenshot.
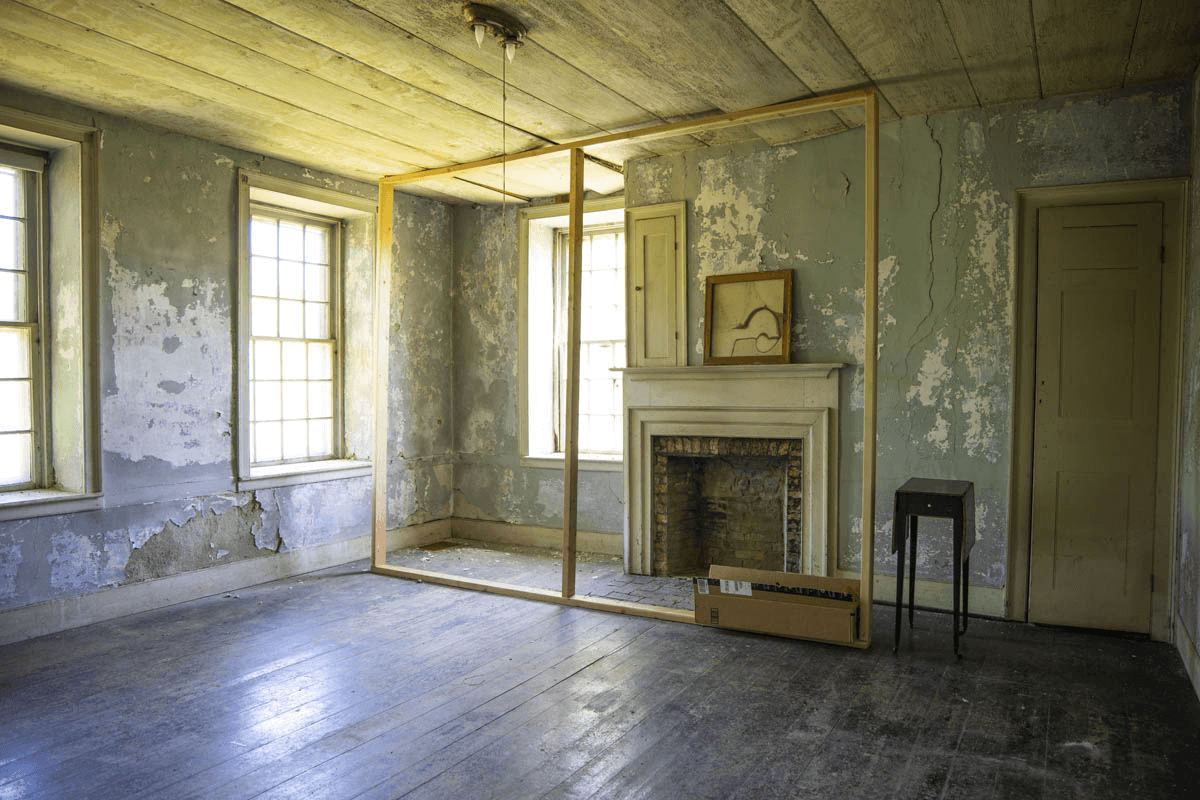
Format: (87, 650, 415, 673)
(371, 564, 695, 624)
(453, 175, 531, 201)
(381, 88, 873, 187)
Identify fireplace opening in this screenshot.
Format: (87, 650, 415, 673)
(652, 436, 802, 577)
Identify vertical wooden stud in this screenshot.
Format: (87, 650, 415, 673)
(561, 148, 585, 598)
(372, 182, 394, 568)
(859, 90, 879, 645)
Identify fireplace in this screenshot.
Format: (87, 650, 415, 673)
(622, 364, 842, 576)
(652, 435, 803, 576)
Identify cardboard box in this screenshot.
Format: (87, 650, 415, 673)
(693, 565, 860, 646)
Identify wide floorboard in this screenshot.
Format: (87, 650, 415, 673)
(2, 561, 1198, 799)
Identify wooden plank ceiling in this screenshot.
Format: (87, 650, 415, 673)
(0, 0, 1196, 204)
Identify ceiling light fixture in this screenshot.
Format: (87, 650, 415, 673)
(463, 3, 529, 213)
(463, 3, 527, 61)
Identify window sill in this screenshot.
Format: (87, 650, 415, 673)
(520, 453, 623, 473)
(0, 489, 104, 522)
(236, 459, 372, 491)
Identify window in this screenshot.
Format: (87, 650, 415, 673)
(520, 198, 625, 467)
(0, 108, 100, 519)
(555, 225, 625, 455)
(0, 150, 43, 489)
(247, 209, 338, 466)
(236, 171, 374, 488)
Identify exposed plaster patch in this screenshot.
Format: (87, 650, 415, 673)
(691, 152, 781, 356)
(537, 476, 564, 514)
(927, 412, 951, 453)
(166, 492, 253, 528)
(102, 251, 231, 466)
(906, 335, 951, 407)
(634, 159, 674, 204)
(0, 543, 20, 600)
(455, 206, 517, 454)
(253, 488, 283, 551)
(49, 531, 100, 591)
(124, 498, 271, 583)
(127, 522, 162, 550)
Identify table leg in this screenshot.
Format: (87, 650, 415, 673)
(894, 523, 905, 653)
(908, 514, 917, 626)
(961, 553, 970, 635)
(952, 513, 962, 657)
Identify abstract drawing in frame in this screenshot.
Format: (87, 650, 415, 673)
(703, 269, 792, 365)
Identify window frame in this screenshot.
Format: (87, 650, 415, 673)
(246, 203, 343, 468)
(0, 106, 101, 521)
(550, 222, 625, 458)
(236, 171, 374, 490)
(0, 149, 47, 491)
(518, 196, 625, 472)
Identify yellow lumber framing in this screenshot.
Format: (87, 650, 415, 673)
(860, 90, 879, 645)
(380, 89, 873, 187)
(561, 149, 585, 599)
(373, 564, 694, 624)
(371, 88, 880, 649)
(371, 182, 393, 567)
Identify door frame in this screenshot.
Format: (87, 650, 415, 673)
(1009, 178, 1188, 641)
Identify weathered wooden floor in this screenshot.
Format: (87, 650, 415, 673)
(2, 561, 1198, 799)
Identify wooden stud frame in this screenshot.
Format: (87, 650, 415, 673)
(371, 88, 880, 648)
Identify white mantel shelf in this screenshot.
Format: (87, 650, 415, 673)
(620, 363, 845, 380)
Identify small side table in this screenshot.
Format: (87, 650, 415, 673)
(892, 478, 975, 656)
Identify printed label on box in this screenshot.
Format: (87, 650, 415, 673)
(720, 579, 753, 596)
(695, 578, 709, 595)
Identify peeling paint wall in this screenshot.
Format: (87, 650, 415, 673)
(451, 204, 624, 536)
(622, 80, 1190, 590)
(386, 193, 455, 528)
(0, 85, 381, 615)
(1178, 68, 1200, 665)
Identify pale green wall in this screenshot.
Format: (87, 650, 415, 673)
(625, 81, 1190, 585)
(450, 80, 1192, 594)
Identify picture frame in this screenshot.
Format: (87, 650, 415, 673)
(703, 269, 793, 365)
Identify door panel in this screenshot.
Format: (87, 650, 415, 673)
(633, 214, 677, 365)
(1028, 202, 1162, 631)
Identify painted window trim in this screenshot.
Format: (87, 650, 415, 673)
(0, 106, 101, 520)
(235, 170, 375, 490)
(517, 196, 625, 471)
(0, 146, 47, 493)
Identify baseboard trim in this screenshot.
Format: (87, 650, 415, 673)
(449, 518, 622, 557)
(834, 571, 1006, 618)
(1174, 615, 1200, 704)
(0, 520, 448, 646)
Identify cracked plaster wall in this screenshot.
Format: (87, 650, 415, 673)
(385, 192, 455, 528)
(451, 205, 624, 536)
(0, 86, 376, 613)
(626, 81, 1190, 589)
(1178, 67, 1200, 664)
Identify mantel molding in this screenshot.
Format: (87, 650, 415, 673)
(619, 363, 845, 381)
(622, 363, 842, 576)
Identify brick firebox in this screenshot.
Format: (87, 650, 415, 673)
(651, 435, 803, 576)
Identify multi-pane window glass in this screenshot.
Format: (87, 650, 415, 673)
(248, 210, 337, 465)
(556, 226, 625, 455)
(0, 161, 39, 489)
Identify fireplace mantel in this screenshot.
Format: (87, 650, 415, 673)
(621, 363, 844, 576)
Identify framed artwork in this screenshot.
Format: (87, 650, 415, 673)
(703, 269, 792, 364)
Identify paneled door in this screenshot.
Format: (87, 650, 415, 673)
(1028, 202, 1163, 632)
